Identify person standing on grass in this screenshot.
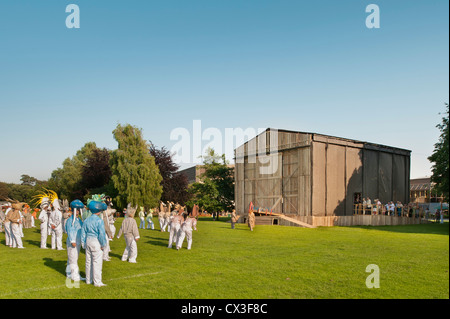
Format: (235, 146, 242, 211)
(176, 204, 198, 250)
(38, 199, 51, 249)
(49, 198, 64, 251)
(248, 207, 255, 232)
(230, 209, 239, 229)
(81, 200, 108, 287)
(158, 209, 164, 232)
(105, 196, 116, 239)
(65, 200, 85, 282)
(117, 204, 140, 263)
(3, 205, 12, 247)
(7, 203, 25, 248)
(146, 208, 155, 230)
(158, 204, 165, 231)
(138, 206, 146, 229)
(0, 206, 6, 233)
(163, 203, 172, 232)
(101, 208, 113, 262)
(168, 205, 184, 249)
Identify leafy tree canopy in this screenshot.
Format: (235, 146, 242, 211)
(110, 124, 163, 210)
(428, 103, 449, 202)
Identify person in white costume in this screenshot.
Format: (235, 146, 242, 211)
(163, 201, 173, 232)
(158, 202, 166, 231)
(117, 204, 140, 263)
(49, 193, 64, 251)
(101, 209, 112, 261)
(105, 196, 116, 239)
(38, 198, 51, 249)
(6, 202, 25, 249)
(3, 204, 12, 247)
(176, 204, 198, 250)
(168, 204, 184, 249)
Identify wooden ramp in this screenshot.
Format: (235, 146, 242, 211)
(254, 215, 316, 228)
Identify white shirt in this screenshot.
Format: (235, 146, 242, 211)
(49, 209, 63, 230)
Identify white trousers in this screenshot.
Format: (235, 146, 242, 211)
(168, 223, 180, 248)
(163, 218, 170, 232)
(158, 218, 164, 231)
(10, 223, 24, 248)
(146, 219, 154, 229)
(122, 235, 137, 262)
(110, 224, 116, 238)
(103, 234, 110, 260)
(51, 227, 63, 250)
(66, 244, 81, 281)
(85, 237, 104, 286)
(40, 224, 48, 248)
(4, 221, 11, 246)
(139, 217, 145, 229)
(176, 229, 193, 250)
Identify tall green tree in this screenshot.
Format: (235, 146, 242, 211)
(110, 124, 163, 210)
(149, 142, 190, 205)
(47, 142, 98, 200)
(187, 178, 221, 213)
(428, 103, 449, 202)
(187, 148, 235, 214)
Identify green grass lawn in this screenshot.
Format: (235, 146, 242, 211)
(0, 217, 448, 299)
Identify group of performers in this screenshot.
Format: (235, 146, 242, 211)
(158, 202, 199, 250)
(1, 191, 201, 288)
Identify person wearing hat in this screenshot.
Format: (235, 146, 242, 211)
(38, 198, 51, 249)
(146, 208, 155, 230)
(116, 204, 140, 263)
(6, 202, 25, 248)
(49, 203, 64, 250)
(158, 202, 165, 231)
(81, 200, 108, 287)
(248, 204, 256, 232)
(65, 199, 85, 282)
(230, 209, 240, 229)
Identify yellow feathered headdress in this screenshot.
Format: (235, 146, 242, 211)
(32, 189, 60, 209)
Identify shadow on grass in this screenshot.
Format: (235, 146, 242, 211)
(109, 252, 123, 260)
(43, 257, 67, 276)
(350, 222, 449, 236)
(25, 239, 41, 247)
(145, 238, 168, 247)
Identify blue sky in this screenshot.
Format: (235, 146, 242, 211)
(0, 0, 448, 183)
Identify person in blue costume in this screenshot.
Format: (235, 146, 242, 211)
(81, 200, 108, 287)
(65, 199, 85, 282)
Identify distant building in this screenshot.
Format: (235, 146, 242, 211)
(178, 164, 235, 185)
(410, 177, 444, 203)
(234, 128, 411, 218)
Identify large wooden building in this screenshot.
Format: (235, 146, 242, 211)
(234, 128, 411, 222)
